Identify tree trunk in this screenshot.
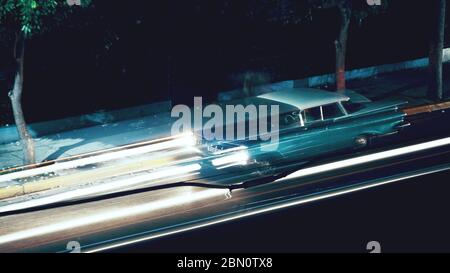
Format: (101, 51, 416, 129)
(428, 0, 446, 101)
(335, 1, 351, 92)
(243, 72, 254, 97)
(8, 32, 36, 165)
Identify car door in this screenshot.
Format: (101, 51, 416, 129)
(276, 106, 328, 160)
(321, 102, 358, 152)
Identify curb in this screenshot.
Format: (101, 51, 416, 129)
(0, 185, 24, 200)
(0, 154, 173, 201)
(0, 144, 178, 200)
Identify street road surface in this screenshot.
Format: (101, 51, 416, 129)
(0, 108, 449, 252)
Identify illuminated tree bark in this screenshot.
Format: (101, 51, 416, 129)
(8, 32, 35, 165)
(335, 1, 351, 92)
(428, 0, 446, 100)
(1, 0, 92, 165)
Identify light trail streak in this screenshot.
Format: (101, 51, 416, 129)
(86, 164, 450, 253)
(0, 187, 226, 245)
(0, 163, 202, 214)
(211, 150, 249, 167)
(0, 133, 196, 184)
(277, 137, 450, 182)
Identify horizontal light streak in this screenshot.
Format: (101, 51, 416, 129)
(277, 137, 450, 182)
(211, 150, 250, 167)
(0, 163, 202, 214)
(2, 137, 450, 250)
(0, 133, 196, 184)
(0, 186, 226, 245)
(86, 164, 450, 253)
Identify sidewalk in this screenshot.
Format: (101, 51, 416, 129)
(346, 63, 450, 104)
(1, 64, 449, 171)
(0, 112, 175, 170)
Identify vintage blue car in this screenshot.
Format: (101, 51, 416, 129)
(203, 88, 408, 170)
(258, 88, 407, 156)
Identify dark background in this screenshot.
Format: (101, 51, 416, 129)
(0, 0, 445, 125)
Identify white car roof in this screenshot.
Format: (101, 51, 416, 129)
(257, 88, 350, 110)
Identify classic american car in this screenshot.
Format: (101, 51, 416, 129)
(258, 88, 407, 156)
(202, 88, 408, 171)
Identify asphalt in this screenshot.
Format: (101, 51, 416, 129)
(1, 135, 449, 252)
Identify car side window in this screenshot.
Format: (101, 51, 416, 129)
(322, 103, 345, 120)
(303, 107, 322, 123)
(280, 111, 301, 126)
(342, 101, 364, 114)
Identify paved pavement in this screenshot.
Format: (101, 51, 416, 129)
(0, 113, 174, 171)
(1, 65, 449, 172)
(346, 64, 450, 104)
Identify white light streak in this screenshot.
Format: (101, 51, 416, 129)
(0, 133, 196, 184)
(277, 137, 450, 182)
(211, 150, 249, 167)
(86, 164, 450, 253)
(0, 163, 202, 214)
(0, 187, 226, 245)
(2, 137, 450, 249)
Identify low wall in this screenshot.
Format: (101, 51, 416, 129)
(218, 48, 450, 102)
